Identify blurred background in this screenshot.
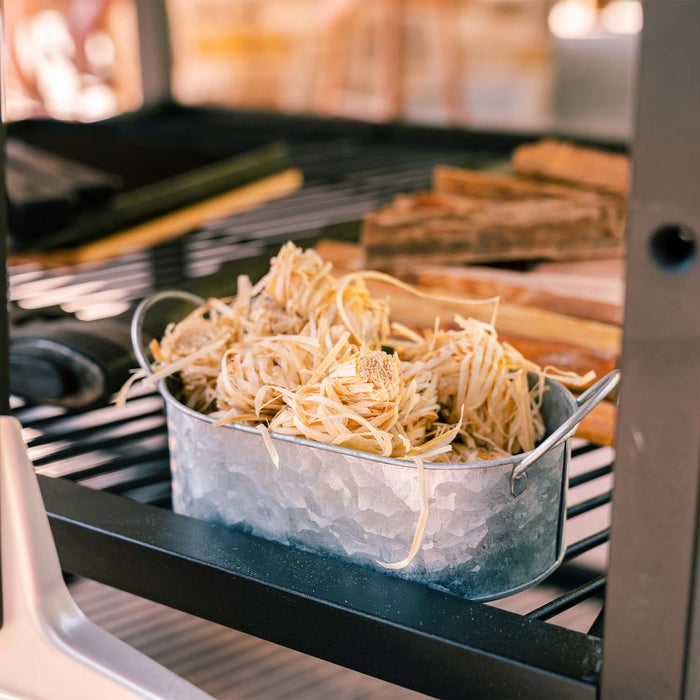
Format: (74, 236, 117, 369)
(4, 0, 641, 141)
(4, 4, 633, 696)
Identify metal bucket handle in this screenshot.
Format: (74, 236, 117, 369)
(510, 369, 621, 496)
(131, 290, 207, 376)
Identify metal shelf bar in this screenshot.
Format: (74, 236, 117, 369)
(527, 576, 606, 622)
(601, 3, 700, 696)
(31, 425, 166, 467)
(571, 444, 605, 459)
(40, 474, 600, 699)
(569, 464, 614, 489)
(564, 529, 610, 562)
(567, 492, 612, 519)
(26, 409, 164, 448)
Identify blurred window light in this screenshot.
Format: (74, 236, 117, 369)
(75, 301, 132, 321)
(548, 0, 597, 39)
(6, 0, 142, 122)
(31, 10, 75, 56)
(601, 0, 643, 35)
(85, 31, 116, 76)
(80, 84, 119, 122)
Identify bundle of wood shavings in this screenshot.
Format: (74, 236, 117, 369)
(126, 241, 593, 568)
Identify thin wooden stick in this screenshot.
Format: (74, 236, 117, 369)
(359, 277, 621, 353)
(19, 169, 302, 267)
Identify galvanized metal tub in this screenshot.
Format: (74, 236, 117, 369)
(133, 291, 619, 601)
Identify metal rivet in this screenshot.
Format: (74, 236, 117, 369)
(511, 473, 528, 497)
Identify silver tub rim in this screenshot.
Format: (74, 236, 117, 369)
(157, 375, 577, 472)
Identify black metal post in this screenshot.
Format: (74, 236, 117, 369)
(0, 10, 9, 629)
(135, 0, 172, 106)
(601, 2, 700, 697)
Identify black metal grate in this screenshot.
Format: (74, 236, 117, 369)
(9, 126, 614, 695)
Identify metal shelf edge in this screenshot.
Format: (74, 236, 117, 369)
(39, 475, 600, 699)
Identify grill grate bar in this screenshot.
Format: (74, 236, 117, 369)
(197, 206, 373, 243)
(569, 463, 614, 489)
(61, 447, 170, 482)
(19, 393, 160, 431)
(571, 444, 606, 458)
(564, 529, 611, 562)
(567, 492, 612, 519)
(31, 423, 166, 467)
(13, 403, 71, 426)
(79, 460, 170, 493)
(526, 575, 607, 621)
(25, 408, 164, 448)
(11, 259, 153, 299)
(190, 208, 370, 255)
(196, 189, 374, 236)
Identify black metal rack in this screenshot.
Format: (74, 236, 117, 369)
(9, 127, 613, 698)
(6, 2, 700, 696)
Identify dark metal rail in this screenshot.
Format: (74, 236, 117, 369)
(528, 576, 607, 622)
(567, 492, 612, 519)
(40, 475, 601, 699)
(9, 121, 616, 697)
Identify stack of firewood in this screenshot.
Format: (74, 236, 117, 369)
(319, 139, 630, 447)
(362, 140, 629, 269)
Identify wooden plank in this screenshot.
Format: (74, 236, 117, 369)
(400, 265, 623, 325)
(433, 164, 609, 201)
(499, 335, 616, 384)
(315, 240, 622, 384)
(576, 401, 616, 446)
(361, 191, 625, 269)
(315, 239, 624, 325)
(512, 139, 630, 196)
(316, 239, 622, 352)
(411, 264, 623, 304)
(365, 278, 621, 353)
(352, 278, 619, 388)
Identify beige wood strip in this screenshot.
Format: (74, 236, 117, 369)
(366, 278, 621, 353)
(576, 401, 617, 446)
(433, 164, 608, 201)
(316, 239, 622, 353)
(512, 139, 630, 196)
(401, 265, 623, 325)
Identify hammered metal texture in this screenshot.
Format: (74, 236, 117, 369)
(165, 379, 574, 600)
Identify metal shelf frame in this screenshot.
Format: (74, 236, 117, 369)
(39, 475, 601, 699)
(602, 2, 700, 697)
(3, 1, 700, 696)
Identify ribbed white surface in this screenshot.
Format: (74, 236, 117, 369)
(71, 578, 426, 700)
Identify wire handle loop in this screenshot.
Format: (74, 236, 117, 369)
(510, 369, 621, 495)
(131, 290, 206, 377)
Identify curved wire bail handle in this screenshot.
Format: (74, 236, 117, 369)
(510, 369, 621, 496)
(131, 290, 206, 377)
